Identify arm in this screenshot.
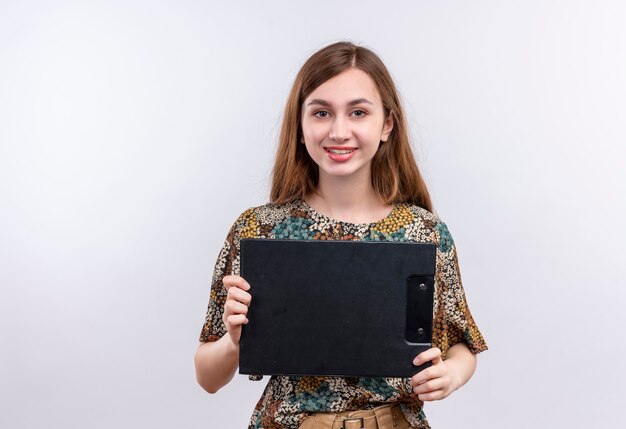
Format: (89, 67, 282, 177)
(410, 343, 477, 401)
(194, 275, 251, 394)
(410, 221, 486, 401)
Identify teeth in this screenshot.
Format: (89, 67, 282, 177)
(327, 149, 354, 154)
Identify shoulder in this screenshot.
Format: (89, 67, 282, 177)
(404, 203, 440, 225)
(240, 201, 302, 222)
(402, 203, 444, 232)
(403, 204, 454, 251)
(229, 200, 304, 236)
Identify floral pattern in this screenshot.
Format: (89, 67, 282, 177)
(199, 200, 487, 428)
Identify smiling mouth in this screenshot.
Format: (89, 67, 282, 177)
(325, 148, 356, 155)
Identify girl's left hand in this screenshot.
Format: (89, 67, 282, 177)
(410, 347, 460, 401)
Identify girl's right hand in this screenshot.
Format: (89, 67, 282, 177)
(222, 275, 252, 346)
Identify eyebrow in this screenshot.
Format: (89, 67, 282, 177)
(306, 98, 374, 107)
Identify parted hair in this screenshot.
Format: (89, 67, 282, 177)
(270, 41, 433, 212)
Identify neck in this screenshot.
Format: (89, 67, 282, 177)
(305, 170, 393, 224)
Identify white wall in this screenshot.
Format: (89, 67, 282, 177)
(1, 1, 625, 428)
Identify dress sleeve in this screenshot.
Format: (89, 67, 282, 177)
(431, 222, 487, 358)
(198, 213, 246, 343)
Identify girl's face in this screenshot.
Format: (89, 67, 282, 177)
(301, 68, 393, 184)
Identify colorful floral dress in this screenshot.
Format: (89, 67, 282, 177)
(199, 200, 487, 428)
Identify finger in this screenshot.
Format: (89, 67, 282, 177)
(227, 287, 252, 306)
(224, 300, 249, 318)
(410, 365, 444, 386)
(413, 347, 442, 366)
(418, 389, 446, 402)
(223, 275, 250, 291)
(225, 313, 248, 328)
(223, 275, 251, 291)
(412, 378, 445, 395)
(413, 347, 441, 365)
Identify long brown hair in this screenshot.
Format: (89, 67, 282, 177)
(270, 41, 433, 212)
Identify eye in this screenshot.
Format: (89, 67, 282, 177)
(314, 110, 330, 118)
(351, 109, 367, 117)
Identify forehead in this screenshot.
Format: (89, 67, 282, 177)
(304, 68, 382, 104)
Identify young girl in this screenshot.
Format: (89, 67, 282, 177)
(195, 41, 487, 429)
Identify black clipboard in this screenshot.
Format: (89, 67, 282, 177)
(239, 238, 436, 378)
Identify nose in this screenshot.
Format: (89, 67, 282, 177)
(328, 116, 350, 142)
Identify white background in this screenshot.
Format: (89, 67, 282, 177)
(1, 1, 625, 428)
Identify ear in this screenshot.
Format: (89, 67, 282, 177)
(380, 112, 394, 142)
